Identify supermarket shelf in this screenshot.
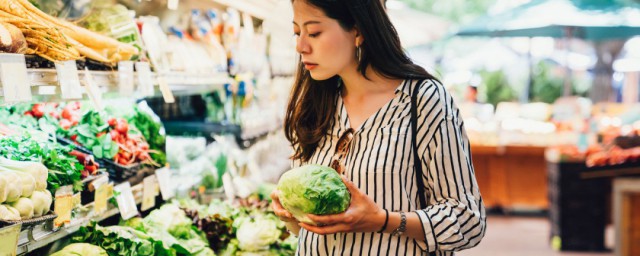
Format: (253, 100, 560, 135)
(580, 161, 640, 179)
(163, 121, 242, 138)
(0, 69, 232, 103)
(210, 0, 278, 20)
(16, 183, 144, 255)
(163, 120, 283, 149)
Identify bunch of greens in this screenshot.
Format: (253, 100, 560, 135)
(0, 135, 83, 193)
(71, 110, 119, 159)
(106, 105, 167, 166)
(125, 106, 166, 165)
(178, 198, 297, 255)
(72, 222, 158, 256)
(121, 204, 215, 256)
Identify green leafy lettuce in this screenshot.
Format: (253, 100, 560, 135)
(277, 164, 350, 224)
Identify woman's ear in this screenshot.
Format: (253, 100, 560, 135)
(353, 27, 364, 47)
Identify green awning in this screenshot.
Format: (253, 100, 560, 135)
(455, 0, 640, 41)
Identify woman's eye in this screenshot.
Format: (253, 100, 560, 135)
(309, 32, 321, 38)
(293, 32, 300, 37)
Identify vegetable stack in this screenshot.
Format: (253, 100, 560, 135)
(0, 0, 138, 63)
(0, 156, 53, 221)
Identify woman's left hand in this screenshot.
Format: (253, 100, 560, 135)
(299, 176, 386, 235)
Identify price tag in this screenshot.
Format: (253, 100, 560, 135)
(157, 76, 175, 103)
(92, 176, 110, 214)
(135, 62, 154, 97)
(55, 60, 82, 99)
(155, 167, 175, 200)
(168, 0, 180, 10)
(141, 175, 158, 211)
(0, 223, 21, 256)
(118, 61, 135, 95)
(114, 182, 138, 220)
(54, 185, 73, 228)
(84, 68, 104, 111)
(0, 53, 31, 102)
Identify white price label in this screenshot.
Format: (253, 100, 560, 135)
(118, 61, 135, 95)
(84, 68, 104, 111)
(54, 185, 74, 228)
(141, 175, 158, 211)
(168, 0, 180, 10)
(0, 53, 31, 102)
(155, 167, 175, 200)
(0, 223, 21, 256)
(92, 175, 110, 215)
(135, 62, 154, 97)
(157, 76, 175, 103)
(55, 60, 82, 99)
(114, 182, 138, 220)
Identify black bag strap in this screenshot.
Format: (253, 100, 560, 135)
(410, 79, 438, 256)
(410, 79, 428, 209)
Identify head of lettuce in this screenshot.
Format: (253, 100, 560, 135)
(276, 164, 351, 224)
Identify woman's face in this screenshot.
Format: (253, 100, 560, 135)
(293, 0, 359, 80)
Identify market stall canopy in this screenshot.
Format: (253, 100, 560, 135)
(454, 0, 640, 41)
(386, 2, 451, 48)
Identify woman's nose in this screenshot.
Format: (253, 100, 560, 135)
(296, 36, 310, 54)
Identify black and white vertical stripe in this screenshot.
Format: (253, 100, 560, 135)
(293, 79, 486, 256)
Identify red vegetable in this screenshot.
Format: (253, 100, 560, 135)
(96, 131, 106, 138)
(70, 134, 78, 142)
(115, 119, 128, 134)
(61, 108, 72, 120)
(60, 119, 72, 130)
(85, 165, 97, 175)
(108, 117, 117, 127)
(110, 130, 120, 141)
(31, 104, 44, 118)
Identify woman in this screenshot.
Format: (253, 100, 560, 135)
(271, 0, 486, 255)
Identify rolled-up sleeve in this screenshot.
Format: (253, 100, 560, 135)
(413, 84, 486, 252)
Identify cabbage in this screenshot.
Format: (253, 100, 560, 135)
(0, 205, 20, 221)
(235, 215, 282, 252)
(2, 172, 23, 202)
(0, 174, 9, 203)
(29, 190, 52, 217)
(277, 164, 350, 224)
(50, 243, 108, 256)
(9, 197, 34, 219)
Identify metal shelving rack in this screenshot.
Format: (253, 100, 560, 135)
(15, 183, 144, 255)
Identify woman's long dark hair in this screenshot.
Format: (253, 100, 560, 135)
(285, 0, 438, 162)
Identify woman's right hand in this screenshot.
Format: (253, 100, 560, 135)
(271, 189, 297, 223)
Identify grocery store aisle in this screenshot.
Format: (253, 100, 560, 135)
(457, 216, 614, 256)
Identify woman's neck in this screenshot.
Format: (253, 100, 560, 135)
(339, 65, 401, 99)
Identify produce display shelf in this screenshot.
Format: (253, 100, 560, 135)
(163, 121, 242, 138)
(163, 120, 283, 149)
(580, 161, 640, 179)
(0, 69, 232, 103)
(15, 183, 144, 255)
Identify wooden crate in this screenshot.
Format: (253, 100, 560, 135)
(614, 178, 640, 256)
(471, 145, 548, 210)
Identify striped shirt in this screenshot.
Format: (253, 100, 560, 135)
(293, 79, 486, 256)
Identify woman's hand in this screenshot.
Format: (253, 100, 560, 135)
(270, 189, 297, 223)
(299, 176, 386, 235)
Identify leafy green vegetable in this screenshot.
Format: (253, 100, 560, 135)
(50, 243, 108, 256)
(72, 222, 158, 256)
(277, 164, 351, 224)
(0, 135, 83, 193)
(234, 214, 282, 252)
(126, 106, 166, 165)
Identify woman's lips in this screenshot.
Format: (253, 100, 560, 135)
(303, 62, 318, 70)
